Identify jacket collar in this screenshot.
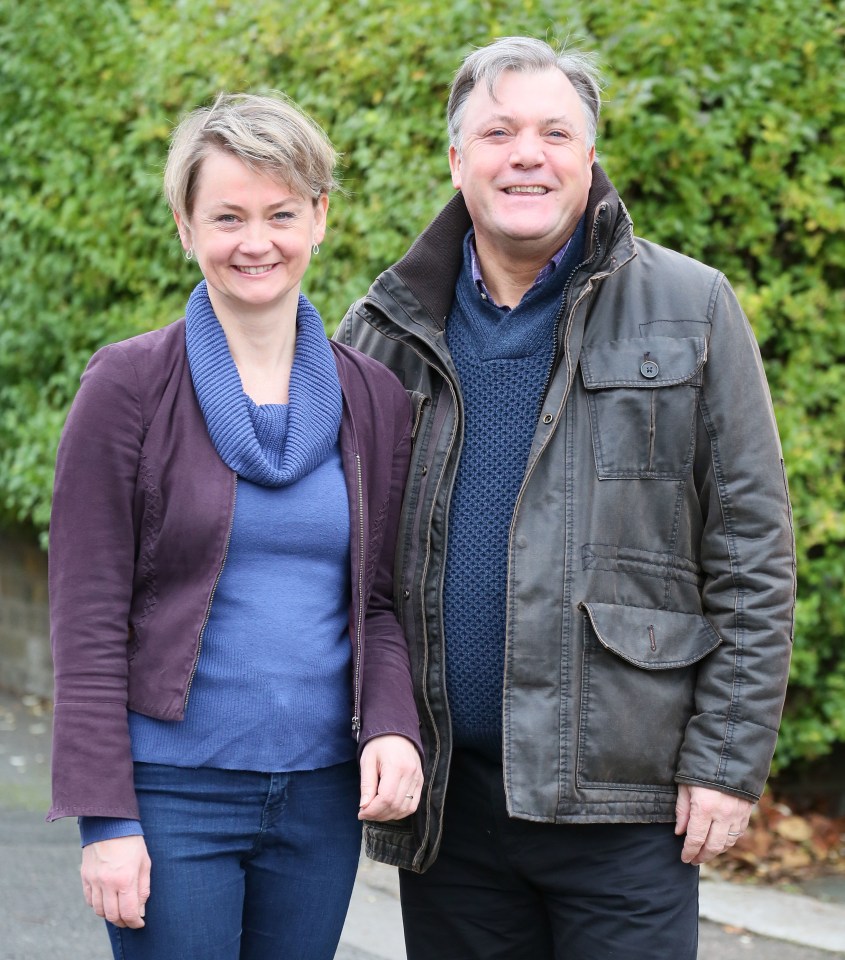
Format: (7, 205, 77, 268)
(372, 163, 632, 334)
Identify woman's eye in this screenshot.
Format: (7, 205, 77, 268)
(216, 214, 239, 223)
(272, 211, 294, 222)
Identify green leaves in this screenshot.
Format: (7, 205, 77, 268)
(2, 0, 843, 772)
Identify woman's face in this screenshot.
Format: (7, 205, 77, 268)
(175, 148, 328, 320)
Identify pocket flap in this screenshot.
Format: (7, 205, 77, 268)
(579, 602, 721, 669)
(580, 336, 707, 389)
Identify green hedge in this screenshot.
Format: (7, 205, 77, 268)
(1, 0, 843, 772)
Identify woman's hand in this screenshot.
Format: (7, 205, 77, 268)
(358, 734, 423, 822)
(81, 835, 151, 929)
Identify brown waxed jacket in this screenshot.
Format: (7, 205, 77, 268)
(335, 165, 796, 873)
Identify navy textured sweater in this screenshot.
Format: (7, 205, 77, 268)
(443, 222, 586, 760)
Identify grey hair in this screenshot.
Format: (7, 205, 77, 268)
(447, 37, 603, 154)
(164, 92, 338, 222)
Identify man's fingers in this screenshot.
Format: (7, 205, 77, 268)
(677, 785, 755, 863)
(674, 783, 692, 835)
(680, 829, 708, 864)
(682, 820, 742, 864)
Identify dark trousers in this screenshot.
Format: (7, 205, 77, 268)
(400, 749, 699, 960)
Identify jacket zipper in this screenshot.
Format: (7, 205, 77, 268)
(185, 474, 237, 709)
(538, 204, 607, 411)
(360, 318, 462, 871)
(351, 452, 365, 740)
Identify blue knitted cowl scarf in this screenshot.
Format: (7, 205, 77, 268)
(185, 280, 343, 487)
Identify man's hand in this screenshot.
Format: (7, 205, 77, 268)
(358, 734, 423, 822)
(81, 835, 151, 929)
(675, 783, 753, 864)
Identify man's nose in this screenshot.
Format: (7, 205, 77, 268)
(509, 130, 545, 168)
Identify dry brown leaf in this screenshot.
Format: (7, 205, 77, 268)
(775, 816, 814, 843)
(778, 848, 814, 870)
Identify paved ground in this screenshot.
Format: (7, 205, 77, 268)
(1, 691, 843, 959)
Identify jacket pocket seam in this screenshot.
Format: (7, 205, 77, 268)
(582, 543, 704, 587)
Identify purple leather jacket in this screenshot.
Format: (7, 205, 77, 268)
(48, 318, 420, 821)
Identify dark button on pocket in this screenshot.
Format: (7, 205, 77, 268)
(640, 360, 659, 379)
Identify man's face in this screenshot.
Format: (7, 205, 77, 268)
(449, 68, 595, 262)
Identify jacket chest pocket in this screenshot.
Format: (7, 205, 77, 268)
(580, 336, 707, 480)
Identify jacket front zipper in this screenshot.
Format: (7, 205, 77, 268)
(538, 203, 607, 411)
(185, 474, 237, 709)
(351, 452, 365, 740)
(360, 310, 463, 871)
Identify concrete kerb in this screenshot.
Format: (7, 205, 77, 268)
(699, 876, 845, 954)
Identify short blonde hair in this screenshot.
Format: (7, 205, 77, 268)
(164, 92, 338, 222)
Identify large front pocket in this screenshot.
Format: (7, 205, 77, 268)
(580, 336, 706, 480)
(577, 601, 721, 789)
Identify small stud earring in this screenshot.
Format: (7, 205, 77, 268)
(311, 243, 320, 256)
(184, 248, 194, 261)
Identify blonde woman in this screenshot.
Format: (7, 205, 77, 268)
(49, 93, 422, 960)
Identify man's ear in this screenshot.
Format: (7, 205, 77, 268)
(448, 145, 462, 191)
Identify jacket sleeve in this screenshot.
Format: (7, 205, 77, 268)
(358, 380, 423, 758)
(48, 343, 144, 820)
(676, 274, 796, 800)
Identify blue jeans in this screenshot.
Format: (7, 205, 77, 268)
(107, 760, 362, 960)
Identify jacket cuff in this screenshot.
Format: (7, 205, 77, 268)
(48, 701, 139, 821)
(677, 711, 779, 801)
(358, 724, 424, 763)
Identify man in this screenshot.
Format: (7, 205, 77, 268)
(336, 36, 795, 960)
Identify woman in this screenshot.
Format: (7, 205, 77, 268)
(48, 92, 423, 960)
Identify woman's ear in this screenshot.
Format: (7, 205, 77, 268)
(173, 210, 191, 252)
(313, 193, 329, 246)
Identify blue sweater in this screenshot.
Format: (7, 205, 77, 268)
(443, 222, 585, 760)
(127, 433, 354, 773)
